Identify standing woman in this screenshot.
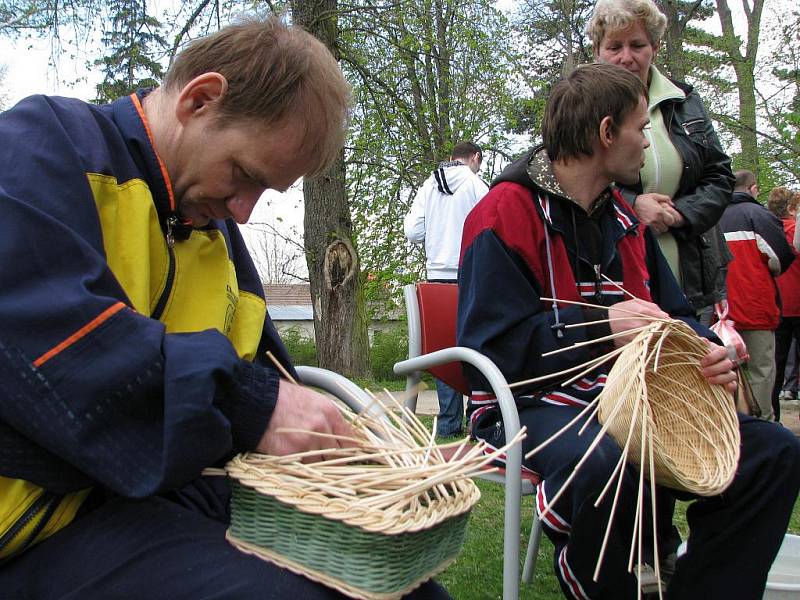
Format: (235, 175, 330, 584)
(588, 0, 733, 325)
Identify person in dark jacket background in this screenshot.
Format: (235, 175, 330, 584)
(720, 171, 795, 422)
(457, 63, 800, 600)
(0, 18, 449, 600)
(589, 0, 733, 324)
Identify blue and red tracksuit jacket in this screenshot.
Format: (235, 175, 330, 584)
(456, 149, 709, 445)
(719, 192, 794, 330)
(0, 92, 294, 558)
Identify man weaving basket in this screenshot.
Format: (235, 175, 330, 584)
(0, 17, 449, 600)
(457, 62, 800, 599)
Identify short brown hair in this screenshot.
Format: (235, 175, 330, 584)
(164, 17, 351, 177)
(451, 141, 482, 162)
(734, 169, 756, 192)
(768, 186, 795, 217)
(542, 63, 646, 162)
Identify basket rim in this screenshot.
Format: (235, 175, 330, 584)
(226, 454, 482, 535)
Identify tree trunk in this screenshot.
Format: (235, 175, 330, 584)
(657, 0, 705, 81)
(716, 0, 764, 174)
(292, 0, 370, 377)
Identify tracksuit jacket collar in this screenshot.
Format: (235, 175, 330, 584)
(112, 90, 192, 242)
(731, 191, 760, 205)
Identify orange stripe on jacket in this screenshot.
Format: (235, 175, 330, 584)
(34, 303, 127, 367)
(129, 93, 176, 213)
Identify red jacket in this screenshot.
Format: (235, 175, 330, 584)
(719, 192, 795, 329)
(777, 217, 800, 317)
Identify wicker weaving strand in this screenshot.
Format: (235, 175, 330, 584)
(513, 290, 741, 600)
(223, 386, 525, 600)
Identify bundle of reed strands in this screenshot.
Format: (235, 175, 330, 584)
(223, 384, 525, 600)
(512, 290, 740, 600)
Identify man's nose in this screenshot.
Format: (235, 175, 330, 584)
(226, 190, 262, 224)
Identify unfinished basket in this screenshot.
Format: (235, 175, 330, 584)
(596, 319, 740, 496)
(223, 391, 523, 600)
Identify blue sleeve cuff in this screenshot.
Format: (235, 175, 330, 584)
(216, 361, 280, 453)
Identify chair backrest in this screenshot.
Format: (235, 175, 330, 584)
(413, 282, 471, 395)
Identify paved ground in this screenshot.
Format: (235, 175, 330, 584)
(406, 390, 800, 436)
(781, 399, 800, 436)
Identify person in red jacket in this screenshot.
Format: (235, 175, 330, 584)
(720, 171, 795, 421)
(768, 187, 800, 420)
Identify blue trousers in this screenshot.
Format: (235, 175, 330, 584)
(474, 402, 800, 600)
(0, 477, 452, 600)
(435, 378, 464, 437)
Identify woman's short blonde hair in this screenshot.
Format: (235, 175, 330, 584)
(587, 0, 667, 52)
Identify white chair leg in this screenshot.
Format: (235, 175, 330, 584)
(521, 502, 543, 584)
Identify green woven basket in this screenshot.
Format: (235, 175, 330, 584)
(227, 479, 472, 599)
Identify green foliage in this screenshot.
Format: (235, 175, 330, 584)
(341, 0, 522, 302)
(369, 327, 409, 381)
(280, 326, 318, 367)
(758, 10, 800, 186)
(280, 323, 416, 382)
(92, 0, 165, 103)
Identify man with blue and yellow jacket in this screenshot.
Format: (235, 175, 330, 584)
(0, 17, 448, 600)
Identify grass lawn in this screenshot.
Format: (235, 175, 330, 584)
(410, 412, 800, 600)
(436, 481, 800, 600)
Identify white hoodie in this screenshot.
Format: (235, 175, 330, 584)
(404, 161, 489, 280)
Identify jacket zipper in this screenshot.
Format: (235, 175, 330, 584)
(593, 264, 603, 302)
(644, 125, 662, 192)
(0, 492, 60, 558)
(681, 118, 703, 135)
(152, 216, 177, 321)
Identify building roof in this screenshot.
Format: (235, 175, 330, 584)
(263, 284, 312, 306)
(264, 284, 313, 321)
(263, 283, 401, 321)
(267, 305, 314, 321)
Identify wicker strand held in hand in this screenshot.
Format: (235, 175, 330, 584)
(597, 319, 740, 496)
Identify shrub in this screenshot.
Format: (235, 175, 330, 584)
(280, 326, 317, 366)
(369, 326, 408, 381)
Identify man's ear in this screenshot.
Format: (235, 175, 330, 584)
(598, 115, 615, 150)
(175, 72, 228, 125)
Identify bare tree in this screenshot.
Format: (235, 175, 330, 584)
(246, 219, 308, 284)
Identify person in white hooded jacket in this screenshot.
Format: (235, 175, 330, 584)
(404, 141, 488, 436)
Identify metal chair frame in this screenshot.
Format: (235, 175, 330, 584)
(393, 282, 543, 600)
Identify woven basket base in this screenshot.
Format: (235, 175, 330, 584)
(227, 482, 469, 599)
(227, 533, 457, 600)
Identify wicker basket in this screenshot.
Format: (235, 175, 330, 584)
(224, 447, 481, 600)
(597, 319, 740, 496)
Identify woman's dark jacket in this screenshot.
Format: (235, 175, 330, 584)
(619, 77, 733, 310)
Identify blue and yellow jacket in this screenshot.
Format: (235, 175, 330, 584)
(0, 92, 294, 558)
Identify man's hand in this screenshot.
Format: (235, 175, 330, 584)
(608, 299, 669, 347)
(634, 193, 675, 234)
(699, 341, 737, 393)
(256, 380, 356, 459)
